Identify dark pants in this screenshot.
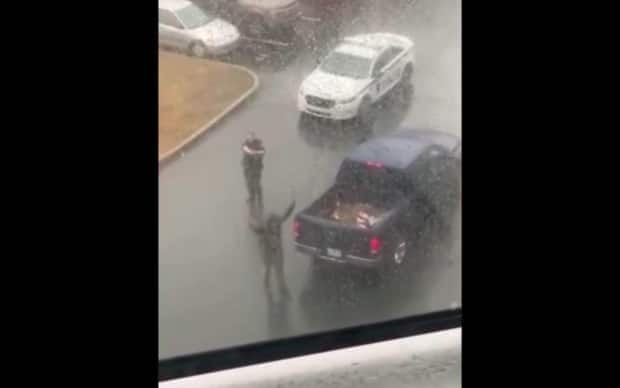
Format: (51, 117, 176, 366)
(244, 170, 262, 202)
(263, 249, 289, 297)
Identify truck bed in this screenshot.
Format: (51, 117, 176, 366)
(318, 202, 388, 228)
(295, 187, 402, 265)
(304, 187, 393, 229)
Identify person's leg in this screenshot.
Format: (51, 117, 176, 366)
(249, 184, 256, 203)
(248, 199, 258, 228)
(249, 198, 264, 228)
(251, 173, 263, 203)
(256, 181, 263, 204)
(244, 171, 254, 202)
(264, 263, 271, 288)
(275, 259, 290, 298)
(253, 170, 262, 201)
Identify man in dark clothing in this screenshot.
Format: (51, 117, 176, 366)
(249, 199, 295, 298)
(242, 132, 265, 204)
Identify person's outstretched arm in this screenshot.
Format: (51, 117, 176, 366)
(280, 200, 296, 222)
(249, 220, 265, 234)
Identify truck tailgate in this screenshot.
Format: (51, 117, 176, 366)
(295, 214, 372, 259)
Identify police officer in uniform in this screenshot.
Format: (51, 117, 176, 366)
(242, 132, 265, 204)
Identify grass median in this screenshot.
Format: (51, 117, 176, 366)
(159, 51, 257, 160)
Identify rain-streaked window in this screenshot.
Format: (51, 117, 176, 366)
(159, 0, 461, 365)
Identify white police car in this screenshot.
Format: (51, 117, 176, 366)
(298, 33, 414, 122)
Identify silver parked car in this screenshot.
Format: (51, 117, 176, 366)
(194, 0, 301, 27)
(234, 0, 301, 26)
(159, 0, 240, 57)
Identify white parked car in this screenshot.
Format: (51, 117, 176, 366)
(159, 0, 240, 57)
(298, 33, 415, 121)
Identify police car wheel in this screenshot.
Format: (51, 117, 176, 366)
(401, 64, 413, 85)
(299, 112, 311, 124)
(357, 97, 373, 124)
(188, 41, 208, 58)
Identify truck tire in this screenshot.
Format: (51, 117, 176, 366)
(378, 234, 408, 282)
(391, 235, 408, 267)
(401, 63, 413, 85)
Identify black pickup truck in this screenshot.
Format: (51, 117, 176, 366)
(293, 129, 461, 272)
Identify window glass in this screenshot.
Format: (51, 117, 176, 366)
(384, 46, 403, 65)
(320, 52, 373, 79)
(159, 0, 461, 362)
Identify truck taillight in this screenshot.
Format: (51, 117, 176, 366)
(293, 221, 300, 239)
(369, 237, 382, 254)
(366, 160, 384, 169)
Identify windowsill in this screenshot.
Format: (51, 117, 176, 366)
(160, 328, 461, 387)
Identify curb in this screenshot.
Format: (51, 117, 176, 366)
(159, 63, 260, 164)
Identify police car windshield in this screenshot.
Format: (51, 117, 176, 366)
(320, 52, 372, 79)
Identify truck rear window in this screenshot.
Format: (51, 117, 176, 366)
(335, 160, 411, 202)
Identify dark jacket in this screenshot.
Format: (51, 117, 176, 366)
(242, 138, 265, 176)
(251, 201, 295, 263)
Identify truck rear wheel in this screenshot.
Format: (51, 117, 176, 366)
(379, 235, 409, 281)
(392, 239, 408, 266)
(386, 234, 408, 271)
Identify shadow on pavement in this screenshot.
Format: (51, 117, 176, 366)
(265, 292, 294, 339)
(297, 115, 373, 151)
(373, 83, 415, 134)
